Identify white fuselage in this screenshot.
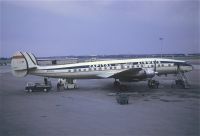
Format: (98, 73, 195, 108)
(29, 58, 193, 80)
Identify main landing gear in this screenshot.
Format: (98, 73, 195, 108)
(113, 79, 128, 91)
(148, 79, 159, 89)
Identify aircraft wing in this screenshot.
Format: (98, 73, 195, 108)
(97, 68, 142, 78)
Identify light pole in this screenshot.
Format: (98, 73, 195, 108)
(159, 37, 164, 58)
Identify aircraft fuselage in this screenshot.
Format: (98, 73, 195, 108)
(29, 58, 193, 80)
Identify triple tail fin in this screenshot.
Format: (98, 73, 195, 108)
(11, 51, 38, 77)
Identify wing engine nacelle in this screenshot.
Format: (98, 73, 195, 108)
(119, 69, 156, 82)
(134, 69, 156, 78)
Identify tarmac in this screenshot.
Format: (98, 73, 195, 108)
(0, 63, 200, 136)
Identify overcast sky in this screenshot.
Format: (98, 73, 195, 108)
(1, 0, 199, 57)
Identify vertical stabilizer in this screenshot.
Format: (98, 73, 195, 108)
(11, 51, 37, 77)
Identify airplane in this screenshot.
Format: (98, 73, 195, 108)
(11, 51, 193, 90)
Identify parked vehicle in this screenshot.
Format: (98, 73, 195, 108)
(25, 82, 52, 92)
(116, 93, 129, 105)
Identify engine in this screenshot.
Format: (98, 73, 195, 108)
(134, 69, 156, 79)
(119, 69, 156, 82)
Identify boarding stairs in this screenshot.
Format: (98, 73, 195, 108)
(176, 68, 191, 89)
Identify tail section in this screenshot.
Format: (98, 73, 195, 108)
(11, 51, 38, 77)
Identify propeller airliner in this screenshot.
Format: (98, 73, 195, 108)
(11, 51, 193, 90)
